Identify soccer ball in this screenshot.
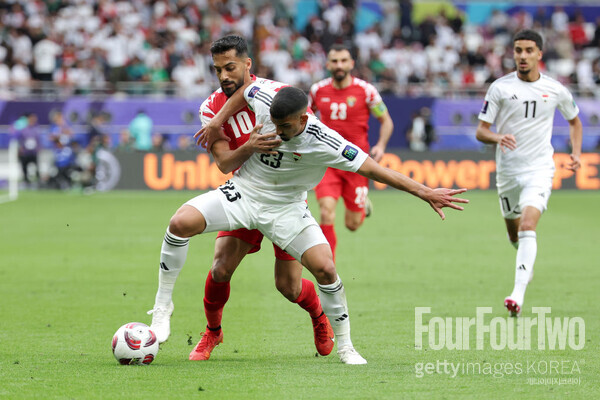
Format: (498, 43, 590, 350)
(111, 322, 159, 365)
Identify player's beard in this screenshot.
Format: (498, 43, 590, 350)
(332, 69, 349, 82)
(221, 77, 244, 97)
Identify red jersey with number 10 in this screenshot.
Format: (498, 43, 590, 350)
(199, 76, 287, 150)
(308, 77, 383, 152)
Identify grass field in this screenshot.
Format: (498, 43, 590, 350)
(1, 189, 598, 399)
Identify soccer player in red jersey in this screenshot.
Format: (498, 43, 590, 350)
(148, 36, 334, 361)
(308, 44, 394, 259)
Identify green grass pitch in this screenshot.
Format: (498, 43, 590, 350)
(1, 189, 598, 399)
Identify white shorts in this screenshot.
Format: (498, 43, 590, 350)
(497, 171, 553, 219)
(185, 180, 326, 260)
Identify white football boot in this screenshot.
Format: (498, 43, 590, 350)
(337, 346, 367, 365)
(147, 302, 174, 343)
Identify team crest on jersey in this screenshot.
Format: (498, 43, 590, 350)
(248, 86, 260, 98)
(293, 152, 302, 161)
(480, 100, 489, 114)
(346, 96, 357, 107)
(542, 94, 549, 102)
(342, 145, 358, 161)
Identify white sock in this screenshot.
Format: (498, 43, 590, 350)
(317, 275, 353, 349)
(510, 231, 537, 305)
(154, 229, 189, 307)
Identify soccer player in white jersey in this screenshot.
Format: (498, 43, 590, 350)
(476, 29, 583, 316)
(193, 83, 468, 364)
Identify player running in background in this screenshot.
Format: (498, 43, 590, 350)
(148, 35, 335, 361)
(476, 29, 582, 316)
(197, 80, 468, 364)
(308, 44, 394, 260)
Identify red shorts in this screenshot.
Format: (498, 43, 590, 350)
(314, 168, 369, 213)
(216, 228, 295, 261)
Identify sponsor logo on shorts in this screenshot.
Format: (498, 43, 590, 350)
(248, 86, 260, 98)
(342, 145, 358, 161)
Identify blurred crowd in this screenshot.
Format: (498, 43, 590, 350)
(0, 0, 599, 99)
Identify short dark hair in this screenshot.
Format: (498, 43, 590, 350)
(513, 29, 543, 50)
(270, 87, 308, 120)
(210, 35, 249, 57)
(328, 43, 350, 54)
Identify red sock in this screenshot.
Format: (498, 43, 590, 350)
(203, 272, 230, 330)
(293, 278, 323, 318)
(320, 224, 336, 261)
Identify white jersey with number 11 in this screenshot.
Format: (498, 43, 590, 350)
(478, 72, 579, 178)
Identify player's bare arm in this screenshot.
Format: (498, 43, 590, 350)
(476, 120, 517, 153)
(370, 107, 393, 162)
(194, 80, 253, 150)
(357, 157, 468, 220)
(211, 124, 282, 174)
(566, 115, 583, 171)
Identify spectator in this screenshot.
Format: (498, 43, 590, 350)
(129, 110, 153, 151)
(116, 129, 135, 152)
(49, 135, 77, 190)
(32, 34, 62, 81)
(551, 6, 569, 34)
(49, 111, 74, 145)
(569, 12, 589, 50)
(406, 110, 427, 152)
(15, 113, 41, 187)
(151, 133, 169, 152)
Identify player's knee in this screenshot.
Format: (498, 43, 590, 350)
(313, 262, 337, 285)
(210, 250, 238, 282)
(320, 209, 335, 225)
(210, 261, 234, 282)
(519, 220, 537, 232)
(168, 214, 191, 237)
(345, 219, 362, 231)
(275, 278, 300, 302)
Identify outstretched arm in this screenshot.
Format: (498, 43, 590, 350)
(566, 115, 583, 171)
(357, 157, 468, 220)
(194, 80, 252, 150)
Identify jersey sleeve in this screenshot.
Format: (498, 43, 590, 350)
(556, 85, 579, 121)
(310, 120, 369, 172)
(364, 82, 387, 118)
(198, 97, 215, 127)
(308, 83, 318, 112)
(244, 82, 277, 133)
(478, 83, 501, 124)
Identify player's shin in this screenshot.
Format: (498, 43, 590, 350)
(154, 229, 189, 307)
(510, 230, 537, 305)
(203, 271, 230, 330)
(317, 275, 352, 348)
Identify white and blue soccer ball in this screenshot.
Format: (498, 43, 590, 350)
(111, 322, 159, 365)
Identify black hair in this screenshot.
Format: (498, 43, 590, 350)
(513, 29, 543, 51)
(328, 43, 350, 53)
(210, 35, 249, 57)
(270, 87, 308, 120)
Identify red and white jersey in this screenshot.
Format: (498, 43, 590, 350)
(308, 77, 384, 152)
(199, 75, 287, 150)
